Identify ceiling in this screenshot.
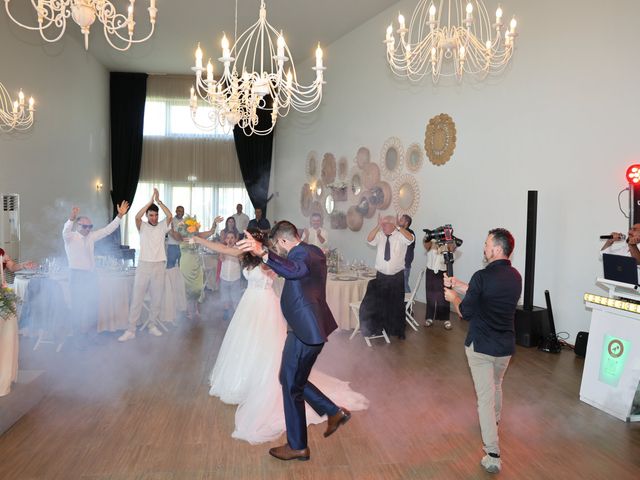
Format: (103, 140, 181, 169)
(35, 0, 399, 75)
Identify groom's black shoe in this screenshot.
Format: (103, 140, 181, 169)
(324, 407, 351, 438)
(269, 443, 310, 461)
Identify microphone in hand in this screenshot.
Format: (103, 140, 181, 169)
(600, 234, 626, 240)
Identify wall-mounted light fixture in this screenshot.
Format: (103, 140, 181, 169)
(96, 181, 103, 192)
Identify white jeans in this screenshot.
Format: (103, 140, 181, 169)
(127, 261, 166, 333)
(465, 343, 511, 456)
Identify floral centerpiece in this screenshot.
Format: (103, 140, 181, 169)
(326, 248, 342, 274)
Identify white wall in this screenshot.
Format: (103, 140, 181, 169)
(271, 0, 640, 342)
(0, 13, 110, 261)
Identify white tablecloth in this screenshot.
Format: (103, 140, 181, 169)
(326, 275, 371, 330)
(14, 268, 186, 333)
(0, 313, 18, 397)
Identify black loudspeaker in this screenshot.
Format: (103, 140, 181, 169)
(575, 331, 589, 358)
(515, 190, 548, 347)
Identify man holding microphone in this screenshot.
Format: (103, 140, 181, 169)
(600, 223, 640, 263)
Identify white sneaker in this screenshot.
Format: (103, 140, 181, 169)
(148, 326, 163, 337)
(425, 319, 434, 327)
(444, 321, 452, 330)
(481, 454, 501, 474)
(118, 331, 136, 342)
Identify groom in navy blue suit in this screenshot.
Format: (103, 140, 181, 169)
(238, 220, 350, 461)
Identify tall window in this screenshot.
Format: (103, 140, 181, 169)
(124, 75, 253, 250)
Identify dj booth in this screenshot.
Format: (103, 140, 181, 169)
(581, 278, 640, 422)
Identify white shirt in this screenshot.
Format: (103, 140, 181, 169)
(220, 255, 241, 282)
(63, 217, 122, 271)
(303, 227, 328, 249)
(139, 220, 171, 263)
(368, 229, 414, 276)
(167, 217, 183, 245)
(232, 212, 250, 233)
(425, 246, 447, 273)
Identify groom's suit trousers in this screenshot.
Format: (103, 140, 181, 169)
(280, 331, 339, 450)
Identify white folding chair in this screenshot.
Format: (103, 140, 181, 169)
(405, 267, 426, 331)
(348, 301, 390, 347)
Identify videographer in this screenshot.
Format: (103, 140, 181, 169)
(443, 228, 522, 474)
(423, 238, 457, 330)
(600, 223, 640, 264)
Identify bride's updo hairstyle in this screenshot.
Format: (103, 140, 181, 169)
(241, 227, 267, 269)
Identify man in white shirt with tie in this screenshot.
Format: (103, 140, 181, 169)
(119, 188, 173, 342)
(63, 201, 130, 347)
(365, 214, 414, 339)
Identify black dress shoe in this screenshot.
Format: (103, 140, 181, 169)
(269, 443, 310, 461)
(324, 407, 351, 438)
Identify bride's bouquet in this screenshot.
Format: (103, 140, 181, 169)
(0, 285, 18, 323)
(177, 215, 201, 250)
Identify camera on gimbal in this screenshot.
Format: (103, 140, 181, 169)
(423, 224, 463, 277)
(422, 224, 463, 247)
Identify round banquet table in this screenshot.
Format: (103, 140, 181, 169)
(0, 313, 18, 397)
(326, 273, 372, 330)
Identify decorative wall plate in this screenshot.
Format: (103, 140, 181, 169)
(355, 146, 370, 168)
(379, 137, 404, 180)
(347, 206, 364, 232)
(309, 200, 323, 217)
(338, 156, 349, 181)
(330, 211, 347, 230)
(358, 189, 377, 218)
(393, 174, 420, 217)
(348, 166, 363, 203)
(405, 143, 424, 173)
(306, 151, 318, 180)
(362, 162, 380, 190)
(300, 183, 313, 217)
(370, 181, 392, 211)
(321, 152, 337, 185)
(424, 113, 456, 166)
(324, 193, 335, 215)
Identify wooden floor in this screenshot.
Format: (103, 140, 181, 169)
(1, 295, 639, 480)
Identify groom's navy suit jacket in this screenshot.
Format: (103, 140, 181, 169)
(266, 242, 337, 345)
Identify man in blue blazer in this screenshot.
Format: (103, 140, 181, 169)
(238, 220, 350, 461)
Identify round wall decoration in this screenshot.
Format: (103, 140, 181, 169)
(424, 113, 456, 166)
(355, 146, 371, 168)
(370, 181, 392, 211)
(393, 174, 421, 217)
(362, 162, 380, 190)
(321, 153, 337, 185)
(306, 151, 318, 180)
(405, 143, 424, 173)
(348, 166, 364, 204)
(347, 206, 364, 232)
(300, 183, 313, 217)
(379, 136, 404, 180)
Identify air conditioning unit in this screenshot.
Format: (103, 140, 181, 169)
(1, 193, 20, 261)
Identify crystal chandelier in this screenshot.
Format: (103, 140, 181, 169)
(190, 0, 325, 136)
(3, 0, 158, 51)
(0, 82, 35, 133)
(385, 0, 518, 83)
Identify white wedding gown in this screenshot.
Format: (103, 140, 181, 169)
(209, 265, 369, 444)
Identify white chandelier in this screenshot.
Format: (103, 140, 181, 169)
(0, 82, 35, 133)
(385, 0, 518, 83)
(3, 0, 158, 51)
(190, 0, 325, 136)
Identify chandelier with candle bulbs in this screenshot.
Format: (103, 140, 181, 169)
(3, 0, 158, 51)
(190, 0, 325, 136)
(0, 82, 35, 133)
(385, 0, 518, 83)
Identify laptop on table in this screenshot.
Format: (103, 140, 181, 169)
(602, 253, 639, 286)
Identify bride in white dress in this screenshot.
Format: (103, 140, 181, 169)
(192, 233, 369, 444)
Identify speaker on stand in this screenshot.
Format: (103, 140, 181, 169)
(515, 191, 550, 347)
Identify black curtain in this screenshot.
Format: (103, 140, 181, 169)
(109, 72, 148, 218)
(233, 102, 275, 217)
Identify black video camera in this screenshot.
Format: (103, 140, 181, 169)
(422, 224, 463, 247)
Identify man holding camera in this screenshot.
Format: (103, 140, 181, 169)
(443, 228, 522, 474)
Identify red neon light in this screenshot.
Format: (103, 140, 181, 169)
(626, 164, 640, 184)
